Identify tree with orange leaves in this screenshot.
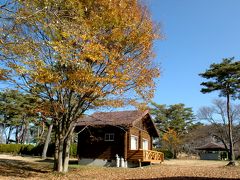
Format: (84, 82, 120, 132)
(162, 128, 181, 159)
(0, 0, 160, 172)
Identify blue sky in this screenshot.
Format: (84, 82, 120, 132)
(147, 0, 240, 112)
(1, 0, 239, 115)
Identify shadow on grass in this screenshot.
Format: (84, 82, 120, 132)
(69, 160, 78, 164)
(134, 177, 237, 180)
(35, 158, 78, 164)
(36, 158, 54, 163)
(0, 158, 51, 178)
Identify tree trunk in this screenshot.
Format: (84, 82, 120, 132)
(15, 126, 19, 144)
(57, 139, 64, 172)
(2, 123, 7, 143)
(53, 132, 59, 171)
(37, 122, 45, 145)
(37, 126, 40, 140)
(53, 120, 75, 173)
(0, 124, 3, 143)
(63, 126, 75, 173)
(18, 125, 24, 144)
(63, 137, 71, 173)
(22, 123, 29, 144)
(6, 126, 13, 144)
(226, 94, 236, 166)
(173, 149, 177, 159)
(42, 124, 53, 159)
(40, 121, 45, 140)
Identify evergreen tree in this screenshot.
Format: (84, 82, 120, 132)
(199, 58, 240, 165)
(151, 102, 195, 158)
(0, 90, 39, 144)
(151, 103, 195, 135)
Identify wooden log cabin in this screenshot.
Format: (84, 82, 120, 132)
(75, 110, 164, 167)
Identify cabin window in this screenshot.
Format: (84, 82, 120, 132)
(142, 139, 149, 150)
(105, 133, 114, 141)
(130, 135, 138, 150)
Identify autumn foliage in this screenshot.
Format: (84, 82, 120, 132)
(162, 128, 181, 158)
(0, 0, 160, 172)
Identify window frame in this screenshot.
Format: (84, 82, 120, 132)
(142, 138, 149, 150)
(130, 135, 138, 150)
(104, 133, 115, 141)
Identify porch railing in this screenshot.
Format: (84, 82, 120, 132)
(142, 150, 164, 162)
(127, 149, 164, 163)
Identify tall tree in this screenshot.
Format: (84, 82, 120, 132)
(199, 58, 240, 166)
(0, 0, 160, 172)
(151, 103, 195, 157)
(151, 103, 195, 135)
(0, 90, 39, 144)
(0, 90, 20, 144)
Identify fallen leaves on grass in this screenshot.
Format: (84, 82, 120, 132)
(0, 155, 240, 180)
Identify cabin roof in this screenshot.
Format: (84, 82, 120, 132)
(195, 142, 226, 150)
(76, 110, 159, 137)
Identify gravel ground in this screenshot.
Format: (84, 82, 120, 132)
(0, 154, 239, 180)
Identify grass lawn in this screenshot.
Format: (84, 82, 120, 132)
(0, 154, 240, 180)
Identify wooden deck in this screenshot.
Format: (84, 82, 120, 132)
(127, 149, 164, 163)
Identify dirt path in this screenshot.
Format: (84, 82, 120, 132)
(0, 154, 50, 162)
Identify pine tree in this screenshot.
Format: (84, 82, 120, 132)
(199, 58, 240, 166)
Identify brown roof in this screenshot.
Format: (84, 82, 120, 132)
(77, 110, 148, 126)
(76, 110, 159, 137)
(195, 142, 226, 150)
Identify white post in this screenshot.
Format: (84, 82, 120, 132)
(116, 154, 120, 167)
(124, 160, 128, 168)
(120, 157, 124, 167)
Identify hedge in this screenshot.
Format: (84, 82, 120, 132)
(0, 144, 25, 155)
(0, 143, 77, 157)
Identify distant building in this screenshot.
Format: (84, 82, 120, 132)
(196, 142, 228, 160)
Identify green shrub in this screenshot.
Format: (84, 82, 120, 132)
(154, 148, 173, 159)
(20, 144, 35, 155)
(0, 143, 78, 157)
(31, 144, 44, 156)
(162, 149, 173, 159)
(0, 144, 31, 155)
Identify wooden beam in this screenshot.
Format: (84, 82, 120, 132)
(139, 130, 142, 149)
(124, 131, 128, 160)
(150, 136, 153, 150)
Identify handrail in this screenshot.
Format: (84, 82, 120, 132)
(142, 149, 164, 162)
